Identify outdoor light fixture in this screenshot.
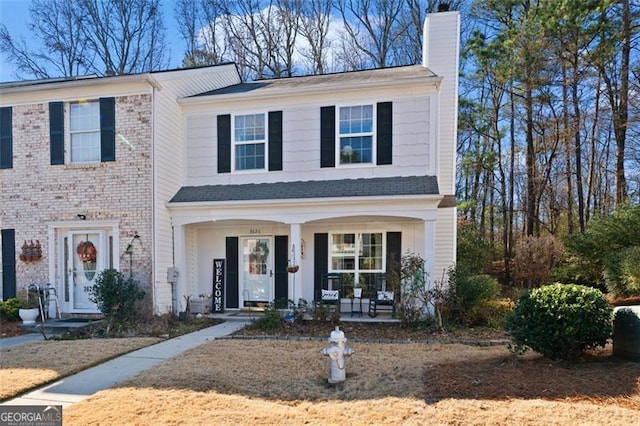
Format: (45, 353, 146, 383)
(77, 214, 86, 220)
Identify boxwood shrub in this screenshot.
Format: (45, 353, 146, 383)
(506, 283, 613, 361)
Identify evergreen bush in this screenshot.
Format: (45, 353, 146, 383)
(0, 297, 22, 321)
(506, 283, 612, 361)
(90, 269, 145, 325)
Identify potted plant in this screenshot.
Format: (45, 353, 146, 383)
(18, 289, 41, 324)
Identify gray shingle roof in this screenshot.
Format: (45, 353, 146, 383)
(191, 65, 437, 98)
(169, 176, 439, 204)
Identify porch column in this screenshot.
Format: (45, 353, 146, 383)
(173, 224, 186, 315)
(47, 226, 56, 318)
(423, 219, 436, 315)
(289, 223, 302, 302)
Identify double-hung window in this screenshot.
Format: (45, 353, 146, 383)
(338, 105, 373, 165)
(234, 113, 266, 171)
(70, 101, 101, 163)
(330, 232, 385, 296)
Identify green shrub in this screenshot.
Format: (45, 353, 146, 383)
(457, 220, 493, 275)
(444, 269, 501, 325)
(466, 298, 514, 328)
(249, 304, 283, 330)
(604, 246, 640, 297)
(506, 283, 613, 361)
(90, 269, 145, 325)
(0, 297, 22, 321)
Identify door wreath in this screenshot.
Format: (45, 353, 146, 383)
(77, 240, 97, 280)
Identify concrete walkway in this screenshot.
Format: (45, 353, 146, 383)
(2, 321, 247, 408)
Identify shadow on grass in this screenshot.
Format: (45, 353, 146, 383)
(424, 347, 640, 407)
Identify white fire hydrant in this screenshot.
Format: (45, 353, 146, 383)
(322, 326, 354, 384)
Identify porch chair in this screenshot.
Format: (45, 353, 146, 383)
(368, 275, 395, 317)
(317, 273, 341, 313)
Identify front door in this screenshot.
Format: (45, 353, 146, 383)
(241, 237, 273, 307)
(68, 231, 106, 312)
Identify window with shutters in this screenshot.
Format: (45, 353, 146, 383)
(338, 105, 373, 165)
(233, 113, 266, 171)
(70, 101, 101, 163)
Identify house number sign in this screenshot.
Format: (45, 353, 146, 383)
(212, 259, 225, 313)
(249, 228, 261, 234)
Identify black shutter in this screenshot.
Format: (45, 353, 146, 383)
(314, 233, 329, 301)
(274, 235, 288, 301)
(225, 236, 239, 308)
(49, 102, 65, 165)
(1, 229, 17, 299)
(268, 111, 283, 171)
(320, 106, 335, 168)
(0, 107, 12, 169)
(386, 231, 402, 278)
(217, 114, 231, 173)
(100, 97, 116, 162)
(377, 102, 392, 165)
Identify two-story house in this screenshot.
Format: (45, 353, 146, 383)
(0, 65, 240, 315)
(1, 10, 458, 318)
(164, 11, 459, 314)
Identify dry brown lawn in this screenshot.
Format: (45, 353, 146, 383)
(63, 339, 640, 426)
(0, 337, 161, 400)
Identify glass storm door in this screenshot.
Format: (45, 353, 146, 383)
(68, 231, 104, 311)
(241, 237, 273, 307)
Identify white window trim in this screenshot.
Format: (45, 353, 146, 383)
(231, 111, 268, 172)
(67, 100, 101, 165)
(335, 103, 376, 167)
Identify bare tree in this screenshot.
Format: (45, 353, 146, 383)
(0, 0, 167, 79)
(81, 0, 168, 75)
(297, 0, 333, 74)
(0, 0, 89, 79)
(334, 0, 408, 69)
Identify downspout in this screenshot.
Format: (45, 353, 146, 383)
(147, 75, 162, 315)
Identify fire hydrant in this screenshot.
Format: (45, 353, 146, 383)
(322, 326, 354, 384)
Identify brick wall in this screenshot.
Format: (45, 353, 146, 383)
(0, 94, 154, 309)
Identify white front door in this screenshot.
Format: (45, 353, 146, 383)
(241, 237, 273, 307)
(68, 231, 106, 312)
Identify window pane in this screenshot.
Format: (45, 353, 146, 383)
(70, 102, 99, 132)
(71, 132, 100, 163)
(359, 233, 383, 270)
(339, 105, 372, 135)
(331, 234, 355, 270)
(235, 114, 265, 142)
(235, 143, 265, 170)
(340, 136, 372, 164)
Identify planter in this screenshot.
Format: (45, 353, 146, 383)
(19, 308, 40, 325)
(287, 265, 299, 273)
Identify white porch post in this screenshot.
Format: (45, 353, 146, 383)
(289, 223, 302, 303)
(424, 219, 436, 315)
(47, 227, 56, 318)
(173, 224, 186, 315)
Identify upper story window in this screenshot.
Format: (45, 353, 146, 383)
(338, 105, 373, 165)
(70, 101, 101, 163)
(49, 97, 115, 166)
(234, 113, 266, 171)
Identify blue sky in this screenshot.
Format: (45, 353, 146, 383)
(0, 0, 185, 82)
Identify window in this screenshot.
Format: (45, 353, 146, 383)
(330, 232, 384, 295)
(338, 105, 373, 164)
(70, 101, 101, 163)
(234, 113, 266, 170)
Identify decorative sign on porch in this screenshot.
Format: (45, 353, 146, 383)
(212, 259, 225, 313)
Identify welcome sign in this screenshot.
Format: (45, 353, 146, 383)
(213, 259, 225, 313)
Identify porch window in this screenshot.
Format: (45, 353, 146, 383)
(234, 113, 266, 170)
(70, 101, 101, 163)
(338, 105, 373, 165)
(330, 232, 384, 297)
